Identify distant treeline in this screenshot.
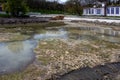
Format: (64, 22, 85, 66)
(26, 0, 120, 15)
(26, 0, 64, 14)
(0, 0, 120, 16)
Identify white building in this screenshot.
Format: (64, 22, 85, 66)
(83, 7, 105, 16)
(83, 6, 120, 16)
(106, 6, 120, 16)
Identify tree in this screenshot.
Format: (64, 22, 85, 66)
(3, 0, 29, 17)
(26, 0, 64, 13)
(65, 0, 83, 15)
(0, 0, 7, 3)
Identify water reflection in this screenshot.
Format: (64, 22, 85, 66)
(68, 33, 98, 41)
(7, 42, 24, 54)
(67, 30, 120, 43)
(34, 29, 68, 40)
(0, 40, 37, 74)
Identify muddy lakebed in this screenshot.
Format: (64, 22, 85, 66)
(0, 21, 120, 80)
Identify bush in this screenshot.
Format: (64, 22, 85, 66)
(0, 14, 11, 18)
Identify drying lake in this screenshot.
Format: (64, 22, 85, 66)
(0, 21, 119, 80)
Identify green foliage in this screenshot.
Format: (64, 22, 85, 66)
(0, 0, 7, 3)
(65, 0, 83, 15)
(26, 0, 64, 14)
(0, 14, 10, 18)
(2, 2, 9, 14)
(2, 0, 29, 17)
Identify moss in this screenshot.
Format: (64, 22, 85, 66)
(10, 34, 30, 41)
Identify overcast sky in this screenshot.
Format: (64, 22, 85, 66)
(59, 0, 67, 3)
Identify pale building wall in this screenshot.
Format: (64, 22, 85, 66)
(83, 8, 104, 16)
(83, 6, 120, 16)
(107, 7, 120, 16)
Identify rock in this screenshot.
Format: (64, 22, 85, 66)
(91, 44, 99, 49)
(110, 52, 120, 62)
(65, 51, 69, 54)
(41, 42, 47, 45)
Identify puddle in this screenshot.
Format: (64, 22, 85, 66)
(0, 40, 37, 74)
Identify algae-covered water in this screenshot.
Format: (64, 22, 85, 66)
(0, 22, 119, 80)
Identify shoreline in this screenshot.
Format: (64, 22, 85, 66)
(64, 17, 120, 27)
(0, 17, 50, 25)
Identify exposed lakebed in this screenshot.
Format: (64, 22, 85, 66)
(0, 22, 119, 80)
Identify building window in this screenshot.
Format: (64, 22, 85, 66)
(87, 9, 89, 14)
(89, 9, 91, 14)
(92, 9, 94, 14)
(111, 7, 114, 14)
(97, 9, 101, 14)
(116, 7, 119, 14)
(107, 8, 110, 14)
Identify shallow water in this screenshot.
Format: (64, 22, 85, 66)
(0, 26, 119, 75)
(0, 40, 37, 74)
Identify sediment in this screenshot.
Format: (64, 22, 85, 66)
(50, 62, 120, 80)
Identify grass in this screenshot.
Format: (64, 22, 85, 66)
(0, 14, 11, 18)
